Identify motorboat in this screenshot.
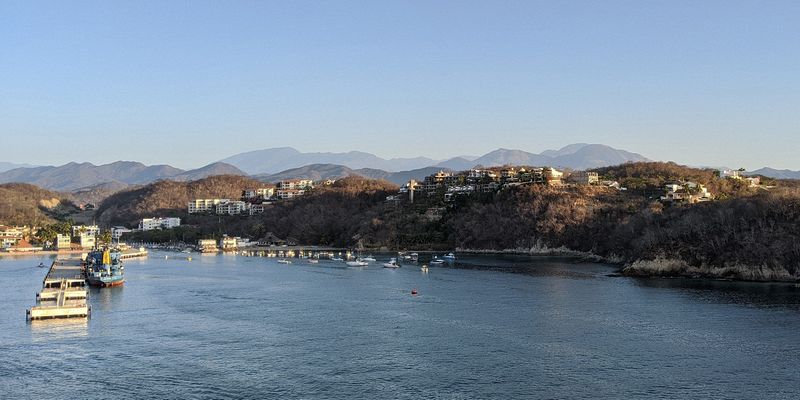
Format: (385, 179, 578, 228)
(308, 259, 319, 264)
(361, 255, 376, 262)
(277, 259, 292, 264)
(383, 258, 400, 269)
(429, 256, 445, 265)
(443, 253, 456, 261)
(346, 259, 369, 267)
(331, 257, 344, 262)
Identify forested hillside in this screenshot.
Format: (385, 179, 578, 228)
(0, 183, 80, 226)
(94, 175, 265, 226)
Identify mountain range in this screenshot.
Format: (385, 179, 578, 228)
(746, 168, 800, 180)
(219, 147, 439, 175)
(3, 143, 799, 196)
(253, 164, 449, 185)
(0, 162, 38, 173)
(221, 143, 649, 174)
(0, 161, 245, 192)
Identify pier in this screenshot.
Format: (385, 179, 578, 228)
(120, 247, 148, 259)
(27, 258, 90, 320)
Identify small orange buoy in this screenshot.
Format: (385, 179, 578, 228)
(411, 289, 418, 295)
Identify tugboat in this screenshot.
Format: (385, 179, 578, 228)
(85, 248, 125, 287)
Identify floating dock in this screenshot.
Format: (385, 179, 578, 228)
(119, 248, 148, 259)
(27, 258, 90, 320)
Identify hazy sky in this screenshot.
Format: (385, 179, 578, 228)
(2, 1, 799, 169)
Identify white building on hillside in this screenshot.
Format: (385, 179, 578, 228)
(243, 188, 275, 200)
(276, 189, 305, 200)
(216, 201, 248, 215)
(139, 217, 181, 231)
(188, 199, 228, 213)
(278, 179, 314, 190)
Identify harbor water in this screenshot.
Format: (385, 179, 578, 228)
(1, 252, 799, 399)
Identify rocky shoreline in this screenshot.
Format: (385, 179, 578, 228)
(621, 256, 800, 283)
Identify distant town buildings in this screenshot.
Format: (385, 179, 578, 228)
(391, 166, 568, 203)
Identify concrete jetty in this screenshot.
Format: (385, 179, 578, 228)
(120, 247, 148, 259)
(27, 258, 90, 320)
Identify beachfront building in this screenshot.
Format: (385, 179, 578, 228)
(4, 239, 43, 253)
(71, 225, 98, 237)
(56, 234, 71, 250)
(219, 236, 238, 251)
(0, 225, 24, 248)
(139, 217, 181, 231)
(79, 233, 96, 249)
(198, 239, 218, 253)
(257, 233, 286, 246)
(111, 226, 133, 240)
(71, 225, 100, 237)
(188, 199, 228, 214)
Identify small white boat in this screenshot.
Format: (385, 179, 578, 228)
(346, 259, 369, 267)
(361, 255, 376, 262)
(277, 259, 292, 264)
(443, 252, 456, 261)
(410, 253, 419, 262)
(308, 259, 319, 264)
(429, 257, 445, 265)
(383, 258, 400, 269)
(331, 257, 344, 262)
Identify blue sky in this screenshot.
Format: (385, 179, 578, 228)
(2, 0, 799, 169)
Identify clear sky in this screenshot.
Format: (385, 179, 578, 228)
(2, 0, 798, 170)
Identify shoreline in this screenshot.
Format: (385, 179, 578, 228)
(0, 250, 86, 258)
(621, 257, 800, 283)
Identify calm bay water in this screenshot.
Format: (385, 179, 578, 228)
(1, 252, 799, 399)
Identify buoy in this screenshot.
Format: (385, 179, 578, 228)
(411, 289, 418, 295)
